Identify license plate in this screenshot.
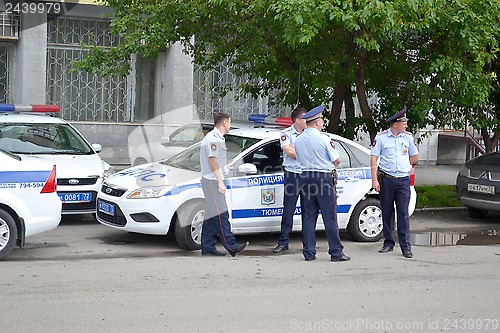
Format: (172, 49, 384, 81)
(58, 192, 92, 203)
(467, 183, 495, 195)
(98, 200, 115, 216)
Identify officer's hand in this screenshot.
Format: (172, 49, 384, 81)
(372, 179, 380, 192)
(218, 181, 226, 194)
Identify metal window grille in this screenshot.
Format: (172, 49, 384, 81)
(193, 60, 289, 121)
(46, 17, 130, 122)
(0, 45, 10, 103)
(0, 12, 20, 39)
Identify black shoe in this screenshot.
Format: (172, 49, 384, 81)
(331, 255, 351, 262)
(273, 244, 289, 253)
(379, 246, 394, 253)
(202, 249, 227, 256)
(402, 250, 413, 258)
(304, 255, 316, 262)
(230, 242, 249, 257)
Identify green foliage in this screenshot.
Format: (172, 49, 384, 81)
(415, 185, 463, 209)
(75, 0, 500, 141)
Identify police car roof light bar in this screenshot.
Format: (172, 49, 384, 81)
(0, 103, 60, 113)
(248, 114, 293, 127)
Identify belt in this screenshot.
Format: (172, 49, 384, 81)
(378, 170, 399, 179)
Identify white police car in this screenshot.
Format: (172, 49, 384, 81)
(96, 116, 417, 249)
(0, 104, 115, 216)
(0, 148, 61, 260)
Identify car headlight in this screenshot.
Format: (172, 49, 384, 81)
(127, 186, 174, 199)
(459, 165, 469, 177)
(103, 162, 116, 179)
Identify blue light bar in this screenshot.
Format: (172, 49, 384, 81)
(0, 104, 15, 112)
(248, 114, 269, 123)
(0, 104, 60, 113)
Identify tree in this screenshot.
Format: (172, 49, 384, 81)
(76, 0, 499, 148)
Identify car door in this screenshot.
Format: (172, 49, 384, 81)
(330, 140, 371, 226)
(228, 140, 285, 233)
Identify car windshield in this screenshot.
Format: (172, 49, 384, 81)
(162, 134, 260, 171)
(0, 123, 93, 155)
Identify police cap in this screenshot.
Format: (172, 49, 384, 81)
(302, 105, 325, 122)
(386, 107, 408, 123)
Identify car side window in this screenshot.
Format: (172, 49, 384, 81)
(169, 125, 199, 145)
(333, 140, 351, 169)
(242, 141, 283, 174)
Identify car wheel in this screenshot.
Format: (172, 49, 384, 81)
(0, 209, 17, 260)
(175, 202, 204, 250)
(347, 197, 383, 242)
(467, 207, 488, 219)
(133, 157, 148, 167)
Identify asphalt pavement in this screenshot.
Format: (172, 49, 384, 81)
(414, 164, 461, 186)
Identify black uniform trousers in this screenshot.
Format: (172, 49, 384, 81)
(200, 177, 239, 255)
(379, 174, 411, 251)
(277, 170, 303, 246)
(300, 171, 344, 260)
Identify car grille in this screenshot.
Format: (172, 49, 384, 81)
(58, 177, 99, 186)
(61, 191, 97, 212)
(96, 200, 127, 227)
(468, 169, 500, 181)
(101, 184, 127, 197)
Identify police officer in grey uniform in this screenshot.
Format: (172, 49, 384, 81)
(370, 107, 419, 258)
(273, 107, 307, 253)
(294, 105, 350, 262)
(200, 112, 248, 257)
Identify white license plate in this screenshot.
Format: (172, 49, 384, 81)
(58, 192, 92, 203)
(98, 200, 115, 216)
(467, 183, 495, 195)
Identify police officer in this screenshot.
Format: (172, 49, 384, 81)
(294, 105, 350, 262)
(200, 112, 248, 257)
(370, 107, 419, 258)
(273, 107, 307, 253)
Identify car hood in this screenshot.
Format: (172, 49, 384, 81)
(104, 162, 200, 190)
(466, 152, 500, 170)
(34, 154, 105, 178)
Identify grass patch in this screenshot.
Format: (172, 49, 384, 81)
(415, 185, 464, 209)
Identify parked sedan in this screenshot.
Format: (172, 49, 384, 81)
(0, 104, 115, 216)
(128, 120, 255, 166)
(456, 152, 500, 218)
(0, 149, 61, 260)
(96, 125, 417, 250)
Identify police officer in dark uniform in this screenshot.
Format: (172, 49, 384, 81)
(273, 107, 307, 253)
(294, 105, 350, 262)
(200, 112, 248, 257)
(370, 107, 419, 258)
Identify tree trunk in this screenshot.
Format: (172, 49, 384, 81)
(344, 88, 355, 140)
(354, 51, 376, 142)
(481, 127, 500, 153)
(327, 82, 348, 134)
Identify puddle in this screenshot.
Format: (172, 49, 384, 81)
(411, 230, 500, 246)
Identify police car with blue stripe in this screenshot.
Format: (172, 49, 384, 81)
(0, 104, 115, 217)
(96, 115, 417, 250)
(0, 148, 61, 260)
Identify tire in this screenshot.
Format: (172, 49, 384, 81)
(467, 207, 488, 219)
(0, 209, 18, 260)
(133, 157, 148, 167)
(347, 197, 383, 242)
(175, 201, 204, 250)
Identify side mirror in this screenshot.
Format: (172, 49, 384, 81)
(238, 163, 258, 175)
(160, 136, 171, 146)
(92, 143, 102, 153)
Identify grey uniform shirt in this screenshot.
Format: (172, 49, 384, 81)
(200, 127, 228, 180)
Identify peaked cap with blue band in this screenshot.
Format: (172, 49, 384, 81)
(386, 107, 408, 123)
(302, 105, 325, 122)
